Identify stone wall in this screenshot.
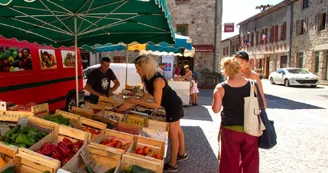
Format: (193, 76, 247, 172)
(291, 0, 328, 79)
(166, 0, 223, 87)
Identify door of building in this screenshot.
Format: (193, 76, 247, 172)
(178, 57, 193, 76)
(265, 57, 270, 78)
(280, 56, 287, 68)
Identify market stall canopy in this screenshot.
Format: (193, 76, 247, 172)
(0, 0, 175, 47)
(0, 0, 176, 106)
(84, 33, 194, 57)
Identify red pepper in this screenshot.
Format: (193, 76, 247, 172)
(35, 149, 42, 154)
(57, 142, 71, 157)
(77, 140, 84, 148)
(71, 142, 80, 154)
(51, 148, 62, 161)
(61, 155, 73, 166)
(63, 137, 73, 148)
(41, 143, 57, 156)
(89, 128, 97, 134)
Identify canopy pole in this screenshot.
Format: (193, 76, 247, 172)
(125, 47, 128, 88)
(74, 16, 79, 107)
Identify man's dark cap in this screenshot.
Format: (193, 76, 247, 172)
(233, 51, 249, 61)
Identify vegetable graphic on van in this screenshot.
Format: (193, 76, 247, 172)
(40, 49, 57, 69)
(62, 50, 75, 68)
(0, 47, 32, 72)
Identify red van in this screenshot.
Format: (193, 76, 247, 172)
(0, 36, 84, 112)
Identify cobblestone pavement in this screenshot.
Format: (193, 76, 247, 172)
(172, 80, 328, 173)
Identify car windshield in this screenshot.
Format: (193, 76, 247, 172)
(287, 69, 309, 74)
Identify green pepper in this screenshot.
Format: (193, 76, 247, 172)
(2, 166, 15, 173)
(15, 133, 36, 147)
(3, 125, 21, 141)
(105, 167, 116, 173)
(129, 165, 155, 173)
(13, 143, 27, 148)
(85, 163, 96, 173)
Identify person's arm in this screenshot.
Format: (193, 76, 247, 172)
(183, 71, 192, 79)
(128, 78, 164, 109)
(253, 73, 267, 108)
(108, 70, 120, 95)
(212, 84, 224, 114)
(85, 84, 104, 97)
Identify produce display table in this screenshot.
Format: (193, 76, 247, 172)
(168, 81, 190, 106)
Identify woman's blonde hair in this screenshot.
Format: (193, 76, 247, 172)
(221, 57, 241, 77)
(134, 55, 158, 80)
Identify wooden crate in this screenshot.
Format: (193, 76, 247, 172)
(37, 110, 81, 128)
(98, 96, 124, 108)
(127, 136, 165, 164)
(118, 154, 163, 173)
(30, 125, 90, 172)
(124, 114, 148, 128)
(0, 116, 58, 151)
(146, 119, 169, 132)
(16, 147, 61, 173)
(141, 127, 168, 158)
(76, 143, 121, 173)
(71, 107, 94, 119)
(79, 117, 107, 142)
(92, 129, 134, 154)
(0, 102, 49, 122)
(0, 143, 17, 173)
(85, 102, 109, 112)
(115, 121, 142, 135)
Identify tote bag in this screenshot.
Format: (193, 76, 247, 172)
(244, 80, 265, 137)
(255, 83, 277, 149)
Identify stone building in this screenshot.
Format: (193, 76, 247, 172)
(238, 0, 293, 78)
(291, 0, 328, 80)
(221, 35, 240, 59)
(166, 0, 223, 86)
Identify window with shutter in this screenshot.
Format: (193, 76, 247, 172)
(265, 28, 268, 44)
(302, 19, 307, 33)
(270, 26, 274, 42)
(256, 31, 259, 45)
(315, 15, 319, 31)
(275, 25, 279, 42)
(326, 10, 328, 30)
(303, 0, 309, 9)
(319, 13, 326, 31)
(223, 48, 225, 56)
(278, 25, 282, 40)
(282, 22, 287, 40)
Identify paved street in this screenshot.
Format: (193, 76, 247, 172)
(173, 80, 328, 173)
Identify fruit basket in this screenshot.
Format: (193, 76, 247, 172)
(127, 136, 165, 164)
(123, 114, 148, 128)
(118, 154, 163, 173)
(92, 129, 134, 154)
(30, 125, 89, 172)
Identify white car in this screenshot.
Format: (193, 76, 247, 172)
(269, 68, 319, 87)
(83, 63, 141, 97)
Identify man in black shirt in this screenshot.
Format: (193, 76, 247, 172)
(85, 57, 120, 104)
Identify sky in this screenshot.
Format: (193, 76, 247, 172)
(222, 0, 283, 40)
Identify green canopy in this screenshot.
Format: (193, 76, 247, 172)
(0, 0, 175, 47)
(0, 0, 175, 106)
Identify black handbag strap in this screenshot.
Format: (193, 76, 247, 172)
(254, 82, 265, 109)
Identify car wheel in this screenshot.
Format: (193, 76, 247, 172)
(65, 96, 76, 112)
(270, 77, 275, 84)
(284, 79, 290, 87)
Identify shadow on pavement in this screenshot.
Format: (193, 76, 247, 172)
(265, 94, 325, 110)
(182, 104, 213, 121)
(165, 126, 218, 173)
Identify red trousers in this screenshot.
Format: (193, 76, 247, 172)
(219, 128, 259, 173)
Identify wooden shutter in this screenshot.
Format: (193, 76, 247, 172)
(315, 15, 319, 31)
(264, 28, 268, 44)
(256, 31, 259, 45)
(326, 10, 328, 30)
(270, 26, 274, 42)
(274, 25, 278, 42)
(281, 22, 287, 40)
(303, 19, 308, 33)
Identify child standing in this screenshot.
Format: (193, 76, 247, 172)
(190, 75, 199, 106)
